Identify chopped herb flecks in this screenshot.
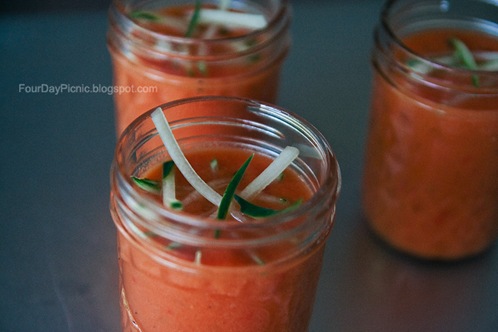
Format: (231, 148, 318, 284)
(210, 158, 219, 171)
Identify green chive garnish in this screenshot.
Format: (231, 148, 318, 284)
(170, 201, 183, 209)
(197, 61, 208, 76)
(234, 195, 302, 218)
(450, 38, 478, 70)
(233, 195, 276, 217)
(185, 0, 202, 37)
(210, 158, 218, 171)
(217, 154, 253, 220)
(214, 154, 253, 238)
(130, 10, 159, 21)
(162, 160, 175, 177)
(131, 176, 161, 193)
(449, 37, 479, 87)
(250, 253, 265, 265)
(166, 242, 182, 250)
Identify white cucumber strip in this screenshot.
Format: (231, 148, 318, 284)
(240, 146, 299, 200)
(480, 58, 498, 70)
(162, 162, 183, 210)
(218, 0, 231, 11)
(198, 9, 267, 30)
(194, 250, 202, 264)
(151, 108, 223, 207)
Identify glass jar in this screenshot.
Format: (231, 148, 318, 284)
(363, 0, 498, 260)
(107, 0, 291, 135)
(109, 96, 341, 331)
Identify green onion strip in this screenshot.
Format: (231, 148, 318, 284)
(217, 155, 253, 220)
(131, 176, 161, 193)
(130, 11, 160, 21)
(214, 155, 253, 238)
(234, 195, 302, 218)
(450, 37, 480, 86)
(185, 0, 202, 37)
(450, 38, 478, 70)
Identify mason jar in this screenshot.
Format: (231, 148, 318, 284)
(107, 0, 292, 134)
(362, 0, 498, 260)
(110, 96, 341, 331)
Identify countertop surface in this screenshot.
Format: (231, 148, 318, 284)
(1, 1, 497, 331)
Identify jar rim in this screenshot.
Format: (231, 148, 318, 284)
(109, 0, 291, 46)
(376, 0, 498, 92)
(111, 96, 341, 249)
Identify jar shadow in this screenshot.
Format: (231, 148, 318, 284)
(330, 212, 497, 331)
